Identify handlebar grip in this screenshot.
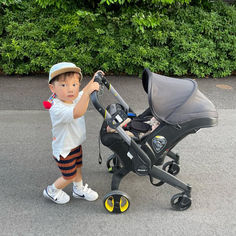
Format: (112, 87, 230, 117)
(91, 72, 108, 118)
(94, 72, 110, 89)
(94, 72, 104, 84)
(90, 90, 106, 118)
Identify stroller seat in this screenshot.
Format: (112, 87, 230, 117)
(91, 69, 218, 213)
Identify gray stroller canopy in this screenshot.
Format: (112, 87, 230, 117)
(142, 69, 218, 125)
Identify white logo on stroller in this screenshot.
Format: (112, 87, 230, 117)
(152, 136, 167, 153)
(127, 152, 133, 159)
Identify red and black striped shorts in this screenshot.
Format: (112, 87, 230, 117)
(54, 145, 83, 180)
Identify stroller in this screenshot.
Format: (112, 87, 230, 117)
(91, 69, 218, 213)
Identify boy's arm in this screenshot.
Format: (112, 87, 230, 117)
(73, 79, 99, 119)
(73, 92, 90, 119)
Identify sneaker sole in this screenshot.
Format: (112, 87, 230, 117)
(72, 191, 98, 201)
(43, 189, 70, 204)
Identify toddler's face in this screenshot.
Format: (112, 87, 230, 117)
(49, 73, 80, 104)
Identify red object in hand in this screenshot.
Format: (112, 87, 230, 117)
(43, 101, 52, 109)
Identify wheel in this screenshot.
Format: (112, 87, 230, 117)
(163, 161, 180, 176)
(106, 154, 121, 173)
(103, 190, 130, 213)
(171, 193, 192, 211)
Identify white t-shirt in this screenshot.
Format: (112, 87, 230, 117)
(49, 91, 86, 160)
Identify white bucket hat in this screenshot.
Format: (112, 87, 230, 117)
(48, 62, 83, 84)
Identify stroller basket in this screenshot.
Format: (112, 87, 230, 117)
(91, 69, 218, 213)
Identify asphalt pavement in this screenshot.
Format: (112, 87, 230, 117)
(0, 74, 236, 236)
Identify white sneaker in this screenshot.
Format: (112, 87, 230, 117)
(73, 184, 98, 201)
(43, 186, 70, 204)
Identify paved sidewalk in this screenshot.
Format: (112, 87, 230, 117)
(0, 75, 236, 236)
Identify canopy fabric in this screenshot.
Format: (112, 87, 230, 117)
(142, 69, 218, 125)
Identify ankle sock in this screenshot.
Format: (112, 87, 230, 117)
(73, 180, 83, 189)
(48, 184, 59, 194)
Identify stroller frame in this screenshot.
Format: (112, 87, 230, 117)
(91, 70, 217, 213)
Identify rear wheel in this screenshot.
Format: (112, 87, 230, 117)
(163, 161, 180, 176)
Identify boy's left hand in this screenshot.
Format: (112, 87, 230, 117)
(93, 70, 105, 80)
(83, 70, 105, 95)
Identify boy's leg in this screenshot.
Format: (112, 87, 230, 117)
(72, 166, 99, 201)
(54, 176, 74, 189)
(72, 146, 83, 187)
(43, 148, 79, 204)
(72, 167, 83, 189)
(74, 167, 82, 183)
(52, 146, 82, 189)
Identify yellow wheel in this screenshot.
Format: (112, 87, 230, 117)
(103, 190, 130, 213)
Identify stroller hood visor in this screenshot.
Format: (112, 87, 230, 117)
(142, 69, 218, 125)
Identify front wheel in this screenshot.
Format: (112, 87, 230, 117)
(103, 190, 130, 213)
(171, 193, 192, 211)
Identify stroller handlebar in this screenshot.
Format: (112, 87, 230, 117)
(90, 72, 111, 116)
(90, 72, 108, 118)
(90, 90, 108, 118)
(92, 72, 131, 112)
(90, 72, 132, 145)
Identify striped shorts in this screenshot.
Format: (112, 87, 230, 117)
(54, 145, 83, 180)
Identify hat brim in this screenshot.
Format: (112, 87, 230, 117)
(49, 67, 82, 83)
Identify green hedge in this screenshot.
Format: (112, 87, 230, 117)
(0, 0, 235, 77)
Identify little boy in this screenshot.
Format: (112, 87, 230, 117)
(43, 62, 101, 204)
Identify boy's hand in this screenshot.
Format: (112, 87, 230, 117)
(74, 70, 104, 118)
(83, 80, 99, 95)
(83, 70, 105, 95)
(94, 70, 105, 79)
